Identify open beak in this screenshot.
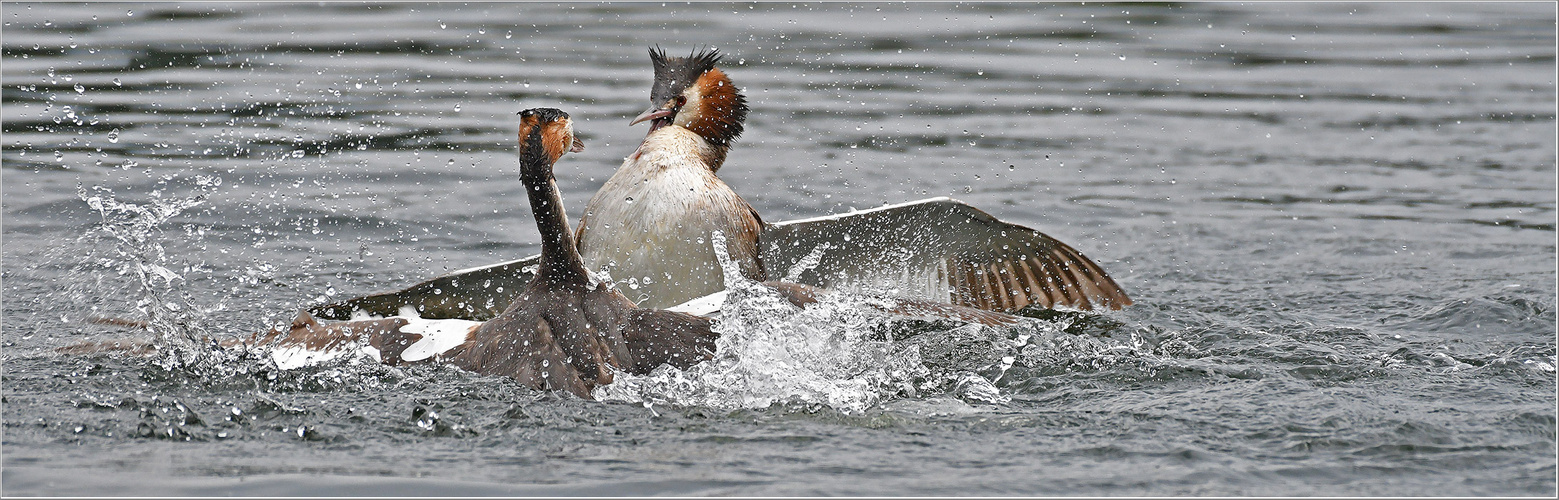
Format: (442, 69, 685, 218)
(629, 107, 675, 126)
(569, 136, 585, 153)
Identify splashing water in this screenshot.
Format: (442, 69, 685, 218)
(781, 241, 832, 283)
(595, 232, 1093, 413)
(74, 176, 244, 371)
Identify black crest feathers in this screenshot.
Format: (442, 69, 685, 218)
(649, 46, 723, 105)
(518, 107, 570, 122)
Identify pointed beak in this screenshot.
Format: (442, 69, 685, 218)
(629, 107, 675, 126)
(569, 135, 585, 153)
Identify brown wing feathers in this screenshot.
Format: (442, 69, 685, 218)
(946, 234, 1131, 312)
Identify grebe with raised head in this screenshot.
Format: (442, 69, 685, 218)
(439, 108, 719, 396)
(574, 47, 761, 309)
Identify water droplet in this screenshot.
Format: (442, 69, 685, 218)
(74, 83, 85, 94)
(107, 128, 120, 143)
(112, 78, 121, 87)
(624, 196, 634, 204)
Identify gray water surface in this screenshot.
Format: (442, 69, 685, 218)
(3, 2, 1555, 496)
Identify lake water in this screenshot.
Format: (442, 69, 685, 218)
(3, 2, 1555, 496)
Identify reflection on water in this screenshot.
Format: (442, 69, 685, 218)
(2, 2, 1554, 496)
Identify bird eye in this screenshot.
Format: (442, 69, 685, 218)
(675, 96, 687, 107)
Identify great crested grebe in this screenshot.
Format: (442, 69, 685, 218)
(573, 47, 761, 309)
(442, 108, 721, 396)
(313, 48, 1131, 321)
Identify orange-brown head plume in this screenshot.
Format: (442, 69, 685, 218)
(680, 67, 747, 148)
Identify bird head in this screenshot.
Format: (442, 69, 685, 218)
(630, 47, 748, 149)
(517, 107, 585, 172)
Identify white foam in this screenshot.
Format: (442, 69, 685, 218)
(269, 344, 362, 370)
(594, 231, 1061, 414)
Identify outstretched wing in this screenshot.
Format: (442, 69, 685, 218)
(621, 308, 718, 374)
(309, 255, 540, 321)
(759, 197, 1132, 312)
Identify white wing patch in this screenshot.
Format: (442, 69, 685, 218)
(268, 312, 476, 370)
(665, 290, 729, 319)
(766, 197, 958, 227)
(399, 317, 481, 362)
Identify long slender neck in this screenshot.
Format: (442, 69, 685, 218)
(520, 130, 590, 284)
